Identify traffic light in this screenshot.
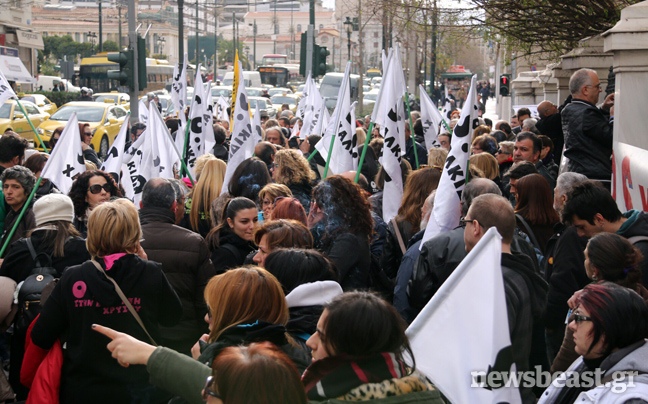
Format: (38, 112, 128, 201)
(499, 74, 511, 96)
(313, 45, 330, 77)
(107, 50, 134, 89)
(137, 35, 147, 91)
(299, 32, 308, 77)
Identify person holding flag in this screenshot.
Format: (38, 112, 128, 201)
(0, 166, 36, 256)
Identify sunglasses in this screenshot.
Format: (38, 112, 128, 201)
(88, 183, 111, 194)
(202, 376, 222, 401)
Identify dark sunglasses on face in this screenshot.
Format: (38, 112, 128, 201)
(88, 183, 111, 194)
(202, 376, 222, 401)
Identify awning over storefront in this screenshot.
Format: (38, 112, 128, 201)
(17, 30, 44, 50)
(0, 55, 35, 84)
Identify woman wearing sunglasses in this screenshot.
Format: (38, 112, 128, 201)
(78, 123, 102, 168)
(551, 233, 648, 373)
(68, 170, 122, 237)
(538, 283, 648, 403)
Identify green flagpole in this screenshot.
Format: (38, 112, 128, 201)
(354, 121, 374, 184)
(15, 99, 49, 154)
(166, 119, 195, 187)
(322, 135, 336, 178)
(0, 177, 41, 257)
(404, 93, 419, 169)
(181, 118, 192, 180)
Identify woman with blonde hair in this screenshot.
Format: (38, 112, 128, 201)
(469, 152, 500, 183)
(189, 158, 227, 237)
(427, 147, 448, 169)
(93, 267, 310, 404)
(272, 149, 316, 211)
(258, 183, 293, 222)
(30, 199, 182, 404)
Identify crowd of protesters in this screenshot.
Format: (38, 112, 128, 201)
(0, 66, 645, 404)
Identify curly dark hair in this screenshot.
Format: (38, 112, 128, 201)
(68, 170, 122, 217)
(311, 175, 373, 242)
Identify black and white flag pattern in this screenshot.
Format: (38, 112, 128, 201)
(40, 112, 85, 194)
(419, 84, 444, 150)
(0, 69, 17, 106)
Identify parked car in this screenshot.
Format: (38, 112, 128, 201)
(249, 96, 277, 119)
(37, 102, 129, 158)
(0, 100, 50, 143)
(17, 93, 57, 115)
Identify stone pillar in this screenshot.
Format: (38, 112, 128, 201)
(551, 63, 573, 106)
(602, 1, 648, 210)
(603, 1, 648, 149)
(560, 35, 614, 105)
(537, 63, 559, 104)
(511, 71, 539, 106)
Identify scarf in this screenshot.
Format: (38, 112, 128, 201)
(302, 352, 409, 400)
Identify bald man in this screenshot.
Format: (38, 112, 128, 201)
(536, 100, 564, 165)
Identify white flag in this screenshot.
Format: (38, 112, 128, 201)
(296, 73, 312, 120)
(253, 103, 264, 144)
(100, 114, 130, 178)
(121, 130, 148, 201)
(204, 85, 216, 154)
(373, 48, 406, 222)
(290, 120, 300, 139)
(407, 228, 522, 404)
(301, 84, 324, 138)
(421, 75, 480, 245)
(316, 62, 356, 175)
(441, 86, 454, 122)
(187, 67, 208, 175)
(221, 63, 255, 196)
(216, 96, 229, 123)
(148, 103, 179, 180)
(419, 84, 444, 150)
(171, 53, 188, 118)
(0, 70, 17, 106)
(40, 113, 86, 194)
(138, 99, 149, 125)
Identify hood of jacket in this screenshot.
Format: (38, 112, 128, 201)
(617, 210, 648, 238)
(82, 254, 154, 308)
(285, 280, 344, 308)
(139, 206, 175, 225)
(501, 252, 549, 318)
(218, 227, 254, 250)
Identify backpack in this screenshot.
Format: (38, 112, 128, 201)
(14, 238, 58, 332)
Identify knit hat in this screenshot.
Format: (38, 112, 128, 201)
(33, 194, 75, 226)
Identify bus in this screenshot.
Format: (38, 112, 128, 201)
(79, 54, 174, 93)
(261, 54, 288, 66)
(258, 66, 292, 87)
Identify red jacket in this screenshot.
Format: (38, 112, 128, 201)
(21, 314, 63, 404)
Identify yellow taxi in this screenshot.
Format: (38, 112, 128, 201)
(93, 92, 131, 110)
(0, 100, 51, 142)
(17, 93, 58, 115)
(37, 101, 129, 158)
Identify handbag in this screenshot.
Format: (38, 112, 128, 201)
(90, 260, 157, 346)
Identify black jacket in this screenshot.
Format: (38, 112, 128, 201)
(287, 180, 314, 212)
(536, 113, 564, 165)
(358, 145, 380, 194)
(561, 99, 613, 181)
(210, 228, 256, 274)
(408, 227, 466, 314)
(381, 219, 415, 279)
(1, 204, 36, 258)
(31, 255, 182, 404)
(535, 160, 557, 190)
(617, 210, 648, 287)
(405, 137, 428, 169)
(323, 232, 371, 291)
(0, 231, 90, 282)
(83, 147, 102, 167)
(140, 207, 216, 355)
(211, 144, 229, 162)
(544, 225, 589, 330)
(501, 252, 549, 404)
(196, 320, 310, 374)
(34, 179, 61, 200)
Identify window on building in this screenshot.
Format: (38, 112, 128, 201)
(75, 33, 81, 42)
(319, 24, 323, 30)
(297, 24, 301, 32)
(374, 31, 379, 38)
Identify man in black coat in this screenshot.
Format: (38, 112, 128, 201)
(561, 68, 615, 185)
(139, 178, 216, 355)
(464, 194, 548, 404)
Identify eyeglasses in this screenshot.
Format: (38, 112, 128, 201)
(570, 313, 593, 324)
(88, 183, 111, 194)
(202, 376, 222, 401)
(496, 149, 510, 155)
(84, 132, 94, 137)
(460, 218, 482, 228)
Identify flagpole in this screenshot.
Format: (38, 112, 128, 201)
(166, 120, 196, 187)
(404, 93, 419, 169)
(15, 99, 49, 154)
(354, 121, 374, 183)
(181, 118, 191, 178)
(0, 177, 42, 257)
